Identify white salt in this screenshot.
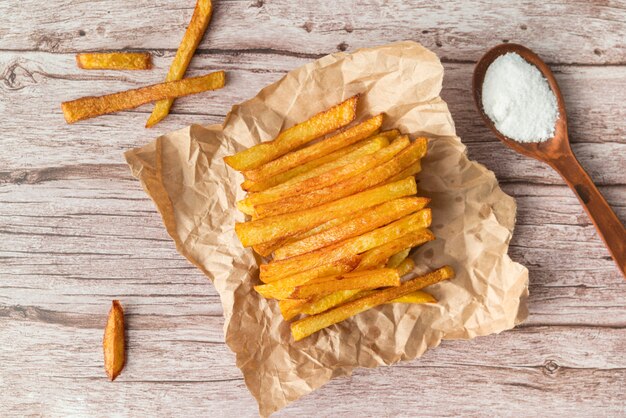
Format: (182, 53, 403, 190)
(481, 52, 559, 143)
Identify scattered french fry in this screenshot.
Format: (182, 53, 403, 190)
(76, 52, 152, 70)
(259, 208, 432, 282)
(225, 96, 359, 171)
(273, 197, 430, 260)
(238, 136, 410, 216)
(235, 177, 417, 247)
(291, 266, 454, 341)
(103, 300, 125, 381)
(243, 115, 383, 182)
(146, 0, 214, 127)
(61, 71, 226, 124)
(289, 269, 400, 299)
(255, 137, 428, 218)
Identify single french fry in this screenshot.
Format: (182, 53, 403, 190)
(386, 248, 411, 268)
(242, 132, 395, 192)
(274, 196, 430, 260)
(61, 71, 226, 124)
(103, 300, 125, 381)
(76, 52, 152, 70)
(225, 96, 358, 171)
(291, 266, 455, 341)
(238, 136, 411, 214)
(391, 290, 436, 304)
(243, 115, 383, 181)
(146, 0, 214, 127)
(259, 208, 432, 282)
(290, 269, 400, 299)
(386, 159, 422, 184)
(235, 177, 417, 247)
(279, 299, 308, 321)
(298, 230, 434, 316)
(255, 137, 428, 218)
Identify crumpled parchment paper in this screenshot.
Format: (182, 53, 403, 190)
(125, 41, 529, 417)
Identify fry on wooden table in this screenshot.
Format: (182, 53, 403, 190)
(61, 71, 225, 124)
(146, 0, 214, 127)
(103, 300, 125, 381)
(76, 52, 152, 70)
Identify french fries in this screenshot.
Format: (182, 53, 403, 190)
(235, 177, 417, 247)
(243, 115, 383, 182)
(273, 197, 430, 260)
(103, 300, 125, 381)
(225, 96, 359, 171)
(146, 0, 214, 127)
(290, 269, 400, 299)
(76, 52, 152, 70)
(225, 101, 453, 341)
(238, 136, 411, 215)
(291, 266, 455, 341)
(61, 71, 225, 124)
(259, 208, 432, 282)
(254, 137, 428, 218)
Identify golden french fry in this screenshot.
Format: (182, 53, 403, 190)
(274, 196, 430, 260)
(255, 137, 428, 218)
(239, 136, 410, 214)
(394, 257, 415, 276)
(103, 300, 125, 381)
(279, 299, 308, 321)
(290, 269, 400, 299)
(291, 266, 454, 341)
(386, 248, 411, 268)
(235, 177, 417, 247)
(259, 208, 432, 282)
(61, 71, 226, 124)
(391, 290, 436, 304)
(386, 159, 422, 184)
(243, 115, 383, 181)
(76, 52, 152, 70)
(241, 133, 394, 192)
(146, 0, 214, 127)
(225, 96, 358, 171)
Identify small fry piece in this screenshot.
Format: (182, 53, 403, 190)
(290, 269, 400, 299)
(224, 96, 359, 171)
(243, 115, 383, 181)
(76, 52, 152, 70)
(235, 177, 417, 247)
(291, 266, 455, 341)
(241, 132, 394, 192)
(238, 136, 410, 214)
(273, 196, 430, 260)
(62, 71, 226, 124)
(146, 0, 214, 127)
(103, 300, 125, 381)
(386, 248, 411, 268)
(260, 209, 432, 282)
(255, 137, 428, 218)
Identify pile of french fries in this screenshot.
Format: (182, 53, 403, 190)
(225, 95, 455, 341)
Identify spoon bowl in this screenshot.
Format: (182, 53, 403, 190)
(473, 43, 626, 279)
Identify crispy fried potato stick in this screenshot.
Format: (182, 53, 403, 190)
(238, 136, 410, 214)
(61, 71, 225, 124)
(386, 248, 411, 268)
(242, 132, 396, 192)
(279, 299, 307, 321)
(273, 197, 430, 260)
(103, 300, 125, 381)
(243, 115, 383, 181)
(225, 96, 358, 171)
(76, 52, 152, 70)
(386, 159, 422, 184)
(146, 0, 213, 127)
(235, 177, 416, 247)
(259, 208, 432, 282)
(255, 137, 428, 218)
(354, 288, 437, 305)
(289, 269, 400, 299)
(291, 266, 454, 341)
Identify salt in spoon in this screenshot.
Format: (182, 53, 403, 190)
(472, 43, 626, 280)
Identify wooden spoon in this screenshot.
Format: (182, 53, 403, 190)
(473, 43, 626, 279)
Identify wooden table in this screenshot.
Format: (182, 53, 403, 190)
(2, 1, 625, 416)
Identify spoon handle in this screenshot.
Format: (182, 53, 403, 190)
(550, 153, 626, 279)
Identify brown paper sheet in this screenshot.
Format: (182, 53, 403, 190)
(125, 41, 529, 417)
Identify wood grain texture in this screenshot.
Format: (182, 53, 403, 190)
(1, 0, 625, 416)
